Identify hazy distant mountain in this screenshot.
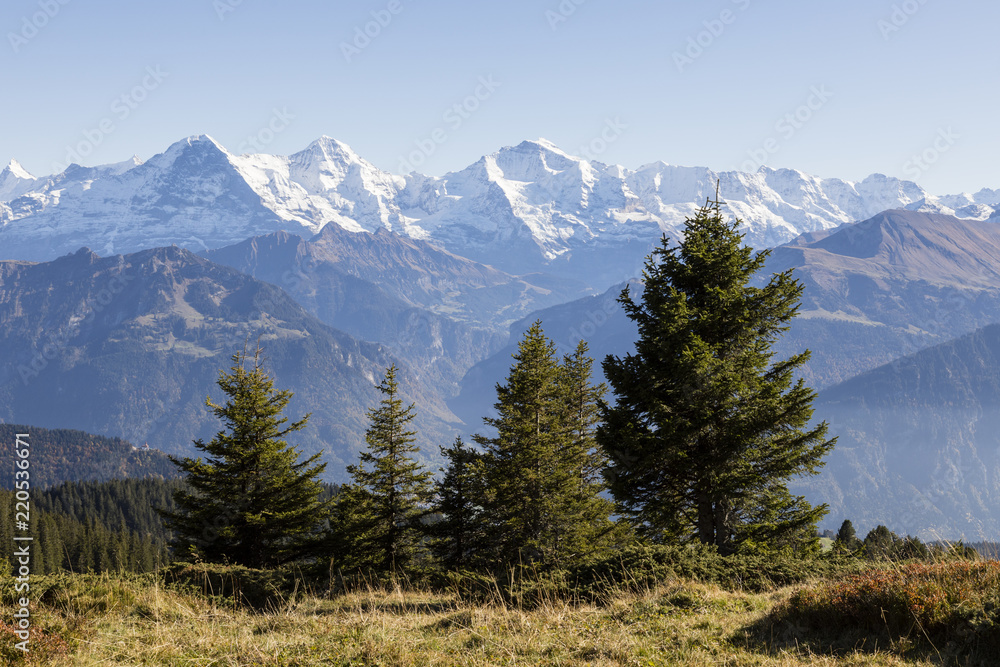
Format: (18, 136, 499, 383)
(5, 135, 997, 288)
(455, 209, 1000, 439)
(764, 209, 1000, 388)
(794, 324, 1000, 540)
(451, 282, 638, 428)
(0, 246, 455, 481)
(203, 224, 588, 395)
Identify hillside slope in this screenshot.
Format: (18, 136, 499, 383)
(0, 423, 176, 489)
(0, 246, 454, 480)
(793, 324, 1000, 539)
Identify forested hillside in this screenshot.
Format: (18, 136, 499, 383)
(793, 323, 1000, 539)
(0, 424, 177, 490)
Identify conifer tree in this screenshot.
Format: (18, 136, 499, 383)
(475, 323, 615, 566)
(560, 342, 606, 484)
(863, 524, 897, 559)
(430, 437, 486, 570)
(836, 519, 860, 551)
(41, 515, 63, 574)
(325, 483, 376, 571)
(160, 343, 331, 568)
(78, 525, 94, 572)
(598, 198, 834, 555)
(345, 365, 433, 571)
(555, 341, 621, 557)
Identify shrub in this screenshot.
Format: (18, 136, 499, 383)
(0, 620, 71, 665)
(445, 544, 866, 607)
(780, 561, 1000, 651)
(566, 543, 864, 596)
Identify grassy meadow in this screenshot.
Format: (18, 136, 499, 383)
(4, 555, 999, 666)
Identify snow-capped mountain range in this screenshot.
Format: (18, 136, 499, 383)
(3, 135, 999, 288)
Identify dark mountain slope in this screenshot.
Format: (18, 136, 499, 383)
(0, 423, 176, 489)
(451, 281, 637, 428)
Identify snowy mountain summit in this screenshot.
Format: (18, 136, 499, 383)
(2, 135, 997, 287)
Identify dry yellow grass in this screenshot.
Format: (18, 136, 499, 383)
(4, 573, 951, 666)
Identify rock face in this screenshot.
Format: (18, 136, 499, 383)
(794, 324, 1000, 541)
(0, 246, 456, 481)
(6, 135, 997, 290)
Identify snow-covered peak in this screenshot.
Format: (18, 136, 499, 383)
(190, 134, 225, 149)
(301, 136, 362, 163)
(0, 159, 38, 201)
(2, 134, 997, 287)
(289, 136, 377, 186)
(488, 139, 581, 181)
(529, 138, 577, 160)
(144, 135, 231, 170)
(636, 160, 672, 172)
(109, 155, 144, 174)
(3, 159, 33, 180)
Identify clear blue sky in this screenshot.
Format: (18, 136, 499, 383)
(2, 0, 996, 194)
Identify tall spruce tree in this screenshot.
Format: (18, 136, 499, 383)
(556, 341, 622, 557)
(345, 365, 433, 571)
(475, 323, 615, 566)
(160, 343, 330, 568)
(598, 198, 834, 555)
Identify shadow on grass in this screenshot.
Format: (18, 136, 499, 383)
(319, 599, 460, 616)
(733, 606, 991, 666)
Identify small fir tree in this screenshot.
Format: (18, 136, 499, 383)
(345, 365, 433, 572)
(555, 341, 622, 558)
(474, 323, 616, 567)
(836, 519, 860, 550)
(159, 343, 330, 568)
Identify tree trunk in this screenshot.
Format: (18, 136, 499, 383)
(714, 498, 732, 555)
(697, 491, 714, 545)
